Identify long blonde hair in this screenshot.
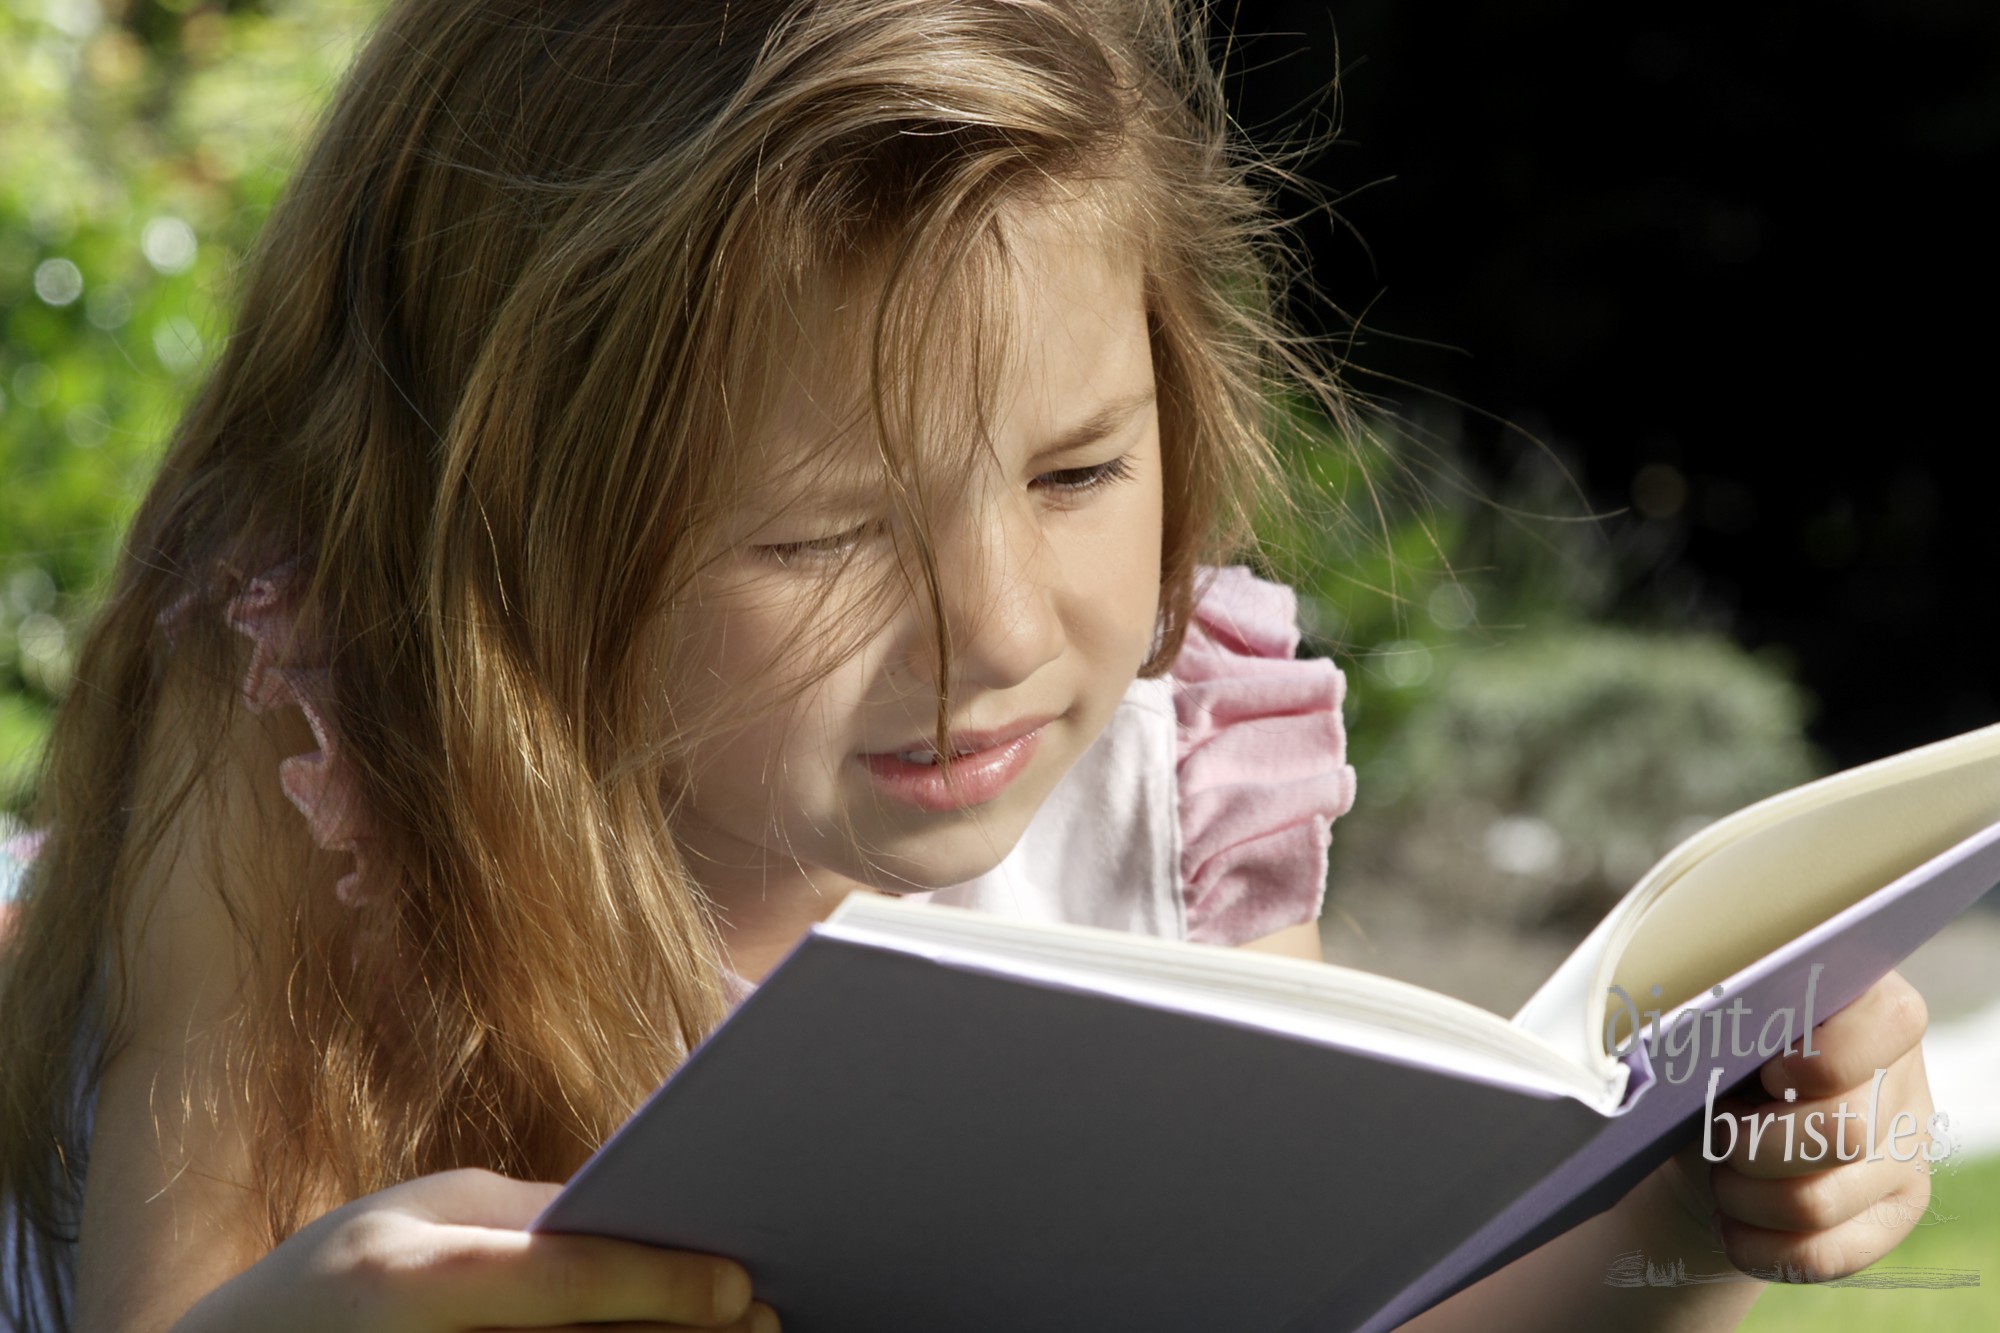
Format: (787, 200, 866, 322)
(0, 0, 1341, 1307)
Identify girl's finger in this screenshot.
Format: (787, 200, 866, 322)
(1711, 1176, 1933, 1282)
(1709, 1150, 1932, 1233)
(390, 1227, 755, 1329)
(1758, 971, 1928, 1100)
(1716, 1048, 1934, 1181)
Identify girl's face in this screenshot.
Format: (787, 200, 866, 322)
(675, 203, 1164, 916)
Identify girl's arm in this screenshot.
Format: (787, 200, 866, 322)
(72, 660, 309, 1328)
(1234, 920, 1323, 960)
(73, 664, 772, 1333)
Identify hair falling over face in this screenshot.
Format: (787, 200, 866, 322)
(0, 0, 1351, 1305)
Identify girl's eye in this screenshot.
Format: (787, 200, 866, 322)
(756, 521, 880, 566)
(1032, 454, 1136, 498)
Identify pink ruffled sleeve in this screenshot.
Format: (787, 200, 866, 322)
(1, 829, 43, 938)
(1173, 566, 1356, 946)
(223, 570, 375, 907)
(1, 575, 374, 928)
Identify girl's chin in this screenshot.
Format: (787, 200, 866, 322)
(836, 826, 1031, 895)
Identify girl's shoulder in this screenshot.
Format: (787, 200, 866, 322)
(0, 829, 37, 935)
(933, 566, 1356, 943)
(55, 605, 321, 1327)
(117, 569, 351, 1004)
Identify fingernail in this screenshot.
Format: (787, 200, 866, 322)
(751, 1303, 782, 1333)
(713, 1263, 752, 1318)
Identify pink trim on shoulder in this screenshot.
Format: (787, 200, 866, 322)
(1172, 566, 1356, 947)
(3, 829, 47, 865)
(4, 829, 46, 940)
(224, 569, 374, 906)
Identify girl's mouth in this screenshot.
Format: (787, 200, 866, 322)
(859, 718, 1052, 812)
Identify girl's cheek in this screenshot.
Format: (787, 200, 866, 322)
(675, 567, 804, 681)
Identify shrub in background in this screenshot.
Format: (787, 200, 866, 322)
(1256, 405, 1824, 929)
(1332, 626, 1821, 929)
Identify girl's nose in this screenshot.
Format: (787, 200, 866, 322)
(910, 494, 1065, 693)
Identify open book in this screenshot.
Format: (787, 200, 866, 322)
(535, 723, 2000, 1333)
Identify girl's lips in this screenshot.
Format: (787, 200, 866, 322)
(858, 725, 1048, 812)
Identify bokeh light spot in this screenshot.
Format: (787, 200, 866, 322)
(1632, 463, 1687, 519)
(152, 316, 205, 375)
(141, 216, 198, 275)
(1372, 639, 1434, 690)
(1426, 583, 1477, 631)
(32, 258, 83, 307)
(1484, 815, 1563, 877)
(10, 364, 58, 409)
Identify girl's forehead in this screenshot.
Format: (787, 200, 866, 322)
(734, 201, 1150, 508)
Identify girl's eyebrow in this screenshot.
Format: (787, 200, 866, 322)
(753, 387, 1162, 518)
(1032, 387, 1158, 462)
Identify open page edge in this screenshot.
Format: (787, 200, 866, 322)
(824, 895, 1626, 1112)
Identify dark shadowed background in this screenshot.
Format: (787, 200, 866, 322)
(1215, 0, 2000, 769)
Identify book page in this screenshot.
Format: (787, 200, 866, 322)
(1606, 723, 2000, 1024)
(824, 894, 1628, 1110)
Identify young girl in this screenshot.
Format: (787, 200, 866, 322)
(0, 1, 1938, 1330)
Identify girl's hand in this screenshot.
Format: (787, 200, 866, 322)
(1667, 969, 1938, 1282)
(172, 1168, 778, 1333)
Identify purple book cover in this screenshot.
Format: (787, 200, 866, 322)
(535, 824, 2000, 1333)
